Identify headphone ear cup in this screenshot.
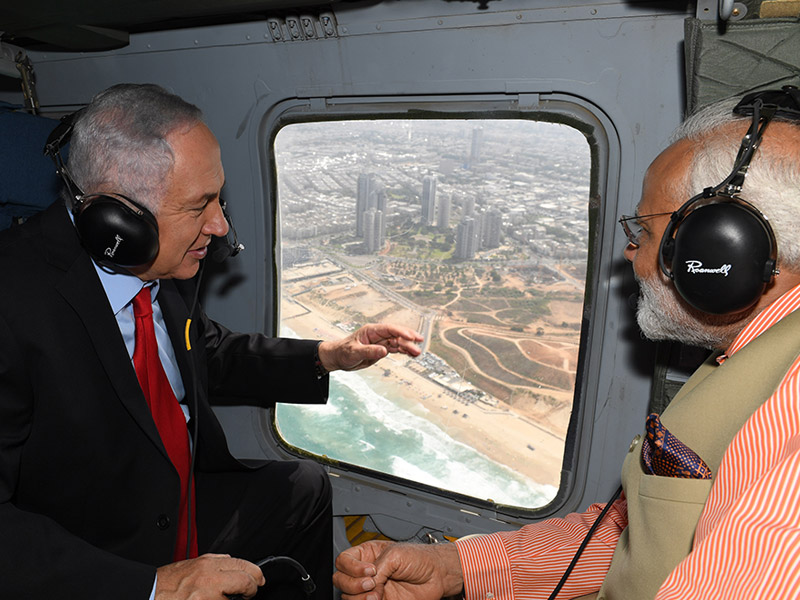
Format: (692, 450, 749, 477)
(74, 194, 159, 267)
(670, 201, 775, 315)
(659, 233, 675, 278)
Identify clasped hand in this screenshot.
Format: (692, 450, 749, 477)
(333, 540, 464, 600)
(156, 554, 265, 599)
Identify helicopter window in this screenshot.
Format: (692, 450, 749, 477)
(273, 118, 591, 509)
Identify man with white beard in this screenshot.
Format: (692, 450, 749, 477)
(333, 87, 800, 600)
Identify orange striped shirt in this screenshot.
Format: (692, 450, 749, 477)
(656, 284, 800, 599)
(456, 283, 800, 600)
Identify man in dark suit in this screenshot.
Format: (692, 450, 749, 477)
(0, 83, 422, 600)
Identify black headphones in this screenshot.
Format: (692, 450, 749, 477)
(44, 111, 160, 268)
(44, 111, 244, 269)
(658, 86, 800, 315)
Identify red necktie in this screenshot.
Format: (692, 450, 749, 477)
(132, 286, 198, 561)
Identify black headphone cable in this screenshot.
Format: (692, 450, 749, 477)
(546, 484, 623, 600)
(225, 556, 316, 599)
(181, 215, 244, 560)
(183, 257, 205, 560)
(183, 259, 314, 598)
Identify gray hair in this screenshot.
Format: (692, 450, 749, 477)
(67, 83, 204, 215)
(669, 96, 800, 269)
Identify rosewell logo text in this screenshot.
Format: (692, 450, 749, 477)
(105, 234, 123, 259)
(684, 260, 732, 276)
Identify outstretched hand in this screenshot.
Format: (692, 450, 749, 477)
(317, 324, 423, 373)
(333, 540, 463, 600)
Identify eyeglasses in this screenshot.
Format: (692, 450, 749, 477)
(618, 212, 673, 247)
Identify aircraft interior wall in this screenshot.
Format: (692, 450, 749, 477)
(1, 0, 696, 541)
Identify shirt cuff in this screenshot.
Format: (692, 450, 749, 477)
(455, 534, 515, 600)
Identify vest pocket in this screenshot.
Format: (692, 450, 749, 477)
(638, 474, 713, 505)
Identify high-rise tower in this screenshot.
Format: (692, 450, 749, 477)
(468, 126, 483, 168)
(437, 194, 452, 229)
(356, 173, 377, 237)
(421, 175, 437, 226)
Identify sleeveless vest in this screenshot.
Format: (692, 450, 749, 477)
(597, 308, 800, 600)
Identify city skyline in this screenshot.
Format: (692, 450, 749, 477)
(276, 118, 590, 264)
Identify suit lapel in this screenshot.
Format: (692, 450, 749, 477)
(42, 203, 169, 458)
(158, 280, 201, 420)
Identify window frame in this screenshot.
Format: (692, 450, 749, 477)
(253, 92, 619, 519)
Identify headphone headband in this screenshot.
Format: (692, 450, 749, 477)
(43, 110, 160, 269)
(733, 85, 800, 121)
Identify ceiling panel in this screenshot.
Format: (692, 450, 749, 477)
(0, 0, 344, 50)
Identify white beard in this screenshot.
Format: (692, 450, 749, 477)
(635, 274, 746, 350)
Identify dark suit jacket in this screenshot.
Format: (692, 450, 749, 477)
(0, 201, 328, 598)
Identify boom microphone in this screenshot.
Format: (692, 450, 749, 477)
(212, 199, 245, 262)
(212, 239, 244, 262)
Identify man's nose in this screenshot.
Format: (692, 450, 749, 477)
(204, 201, 229, 237)
(623, 242, 637, 263)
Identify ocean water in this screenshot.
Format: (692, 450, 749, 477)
(275, 368, 558, 508)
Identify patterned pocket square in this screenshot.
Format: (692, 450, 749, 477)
(641, 413, 712, 479)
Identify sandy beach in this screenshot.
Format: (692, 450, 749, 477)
(283, 302, 566, 491)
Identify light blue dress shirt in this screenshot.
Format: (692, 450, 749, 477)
(91, 263, 189, 600)
(92, 262, 187, 407)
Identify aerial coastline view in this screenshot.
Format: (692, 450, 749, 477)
(274, 119, 591, 507)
